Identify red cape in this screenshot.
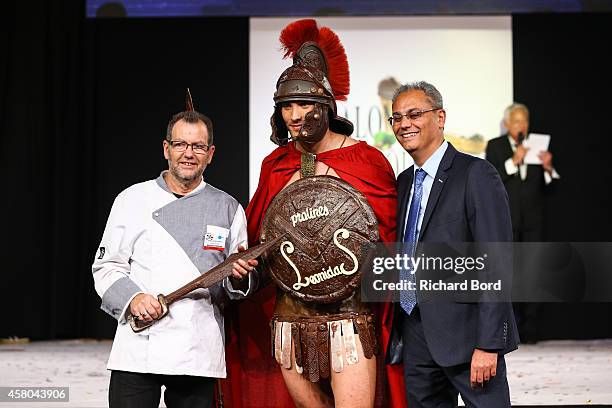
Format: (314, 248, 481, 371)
(221, 141, 406, 408)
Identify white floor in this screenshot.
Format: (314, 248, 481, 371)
(505, 339, 612, 406)
(1, 339, 611, 407)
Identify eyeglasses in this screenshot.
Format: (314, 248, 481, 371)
(388, 108, 441, 125)
(168, 140, 210, 154)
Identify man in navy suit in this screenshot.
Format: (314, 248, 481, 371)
(386, 81, 519, 407)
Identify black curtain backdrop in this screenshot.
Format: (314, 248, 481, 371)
(1, 6, 610, 340)
(512, 13, 612, 339)
(1, 1, 249, 339)
(2, 0, 98, 339)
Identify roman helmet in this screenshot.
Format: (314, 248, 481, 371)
(270, 19, 354, 146)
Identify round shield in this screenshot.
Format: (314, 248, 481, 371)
(260, 176, 379, 303)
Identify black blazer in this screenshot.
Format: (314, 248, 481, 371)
(485, 135, 549, 232)
(386, 143, 519, 367)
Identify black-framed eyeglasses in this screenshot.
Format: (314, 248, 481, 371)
(168, 140, 210, 154)
(388, 108, 441, 126)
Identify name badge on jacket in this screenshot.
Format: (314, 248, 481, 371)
(203, 225, 229, 251)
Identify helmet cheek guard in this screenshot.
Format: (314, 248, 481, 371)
(269, 103, 330, 147)
(296, 103, 329, 145)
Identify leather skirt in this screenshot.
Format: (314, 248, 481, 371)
(271, 289, 378, 382)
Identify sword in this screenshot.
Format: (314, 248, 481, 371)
(127, 235, 283, 332)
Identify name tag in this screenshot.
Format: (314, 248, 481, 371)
(203, 225, 229, 251)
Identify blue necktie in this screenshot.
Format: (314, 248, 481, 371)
(400, 169, 427, 315)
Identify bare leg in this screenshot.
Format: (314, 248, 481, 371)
(280, 358, 333, 408)
(330, 336, 376, 408)
(279, 336, 375, 408)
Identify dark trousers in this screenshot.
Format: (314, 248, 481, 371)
(109, 370, 215, 408)
(401, 308, 511, 408)
(513, 225, 544, 343)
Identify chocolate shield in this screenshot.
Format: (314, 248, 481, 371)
(260, 176, 379, 303)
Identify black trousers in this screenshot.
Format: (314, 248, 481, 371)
(401, 308, 511, 408)
(109, 370, 215, 408)
(513, 225, 544, 343)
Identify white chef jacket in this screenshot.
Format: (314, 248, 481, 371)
(92, 173, 254, 378)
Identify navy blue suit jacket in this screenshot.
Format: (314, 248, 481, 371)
(386, 143, 519, 367)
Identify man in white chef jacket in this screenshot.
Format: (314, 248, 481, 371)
(92, 109, 258, 408)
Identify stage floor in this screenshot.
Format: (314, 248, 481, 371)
(0, 339, 611, 407)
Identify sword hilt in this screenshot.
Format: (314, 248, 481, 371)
(127, 294, 169, 333)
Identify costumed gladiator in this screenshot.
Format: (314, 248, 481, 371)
(221, 19, 406, 408)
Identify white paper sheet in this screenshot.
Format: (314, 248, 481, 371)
(523, 133, 550, 165)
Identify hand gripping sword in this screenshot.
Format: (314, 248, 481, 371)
(127, 235, 283, 332)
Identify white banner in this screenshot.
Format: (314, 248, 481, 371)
(250, 16, 512, 197)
